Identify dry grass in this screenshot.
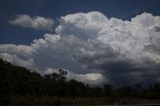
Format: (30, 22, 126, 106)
(2, 96, 159, 106)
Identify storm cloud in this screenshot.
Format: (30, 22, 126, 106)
(1, 11, 160, 85)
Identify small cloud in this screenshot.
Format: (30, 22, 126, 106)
(9, 15, 55, 31)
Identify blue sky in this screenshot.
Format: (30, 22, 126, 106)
(1, 0, 160, 44)
(1, 0, 160, 86)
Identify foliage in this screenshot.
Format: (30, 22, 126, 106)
(0, 58, 160, 105)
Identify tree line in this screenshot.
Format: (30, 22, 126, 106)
(0, 58, 160, 105)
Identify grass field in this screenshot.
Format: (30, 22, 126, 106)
(2, 96, 160, 106)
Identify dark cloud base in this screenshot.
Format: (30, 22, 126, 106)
(1, 11, 160, 86)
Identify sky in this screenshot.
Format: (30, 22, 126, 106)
(0, 0, 160, 86)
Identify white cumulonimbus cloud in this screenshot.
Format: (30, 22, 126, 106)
(45, 68, 105, 85)
(9, 15, 54, 31)
(1, 11, 160, 85)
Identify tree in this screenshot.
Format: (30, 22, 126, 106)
(103, 84, 114, 97)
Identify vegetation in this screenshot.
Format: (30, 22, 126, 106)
(0, 58, 160, 106)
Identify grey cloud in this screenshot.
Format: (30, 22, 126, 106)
(91, 60, 160, 86)
(1, 11, 160, 85)
(9, 15, 54, 31)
